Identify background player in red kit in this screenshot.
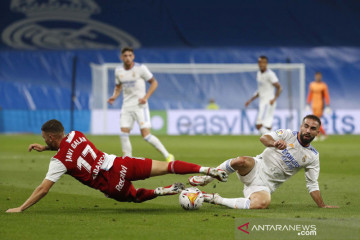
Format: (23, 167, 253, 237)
(6, 119, 227, 213)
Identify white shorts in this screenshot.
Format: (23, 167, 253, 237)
(256, 101, 276, 128)
(236, 157, 271, 199)
(120, 106, 151, 129)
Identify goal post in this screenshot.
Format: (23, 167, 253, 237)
(90, 63, 305, 134)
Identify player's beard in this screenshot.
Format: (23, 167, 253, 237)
(48, 144, 58, 150)
(299, 132, 315, 145)
(45, 141, 58, 151)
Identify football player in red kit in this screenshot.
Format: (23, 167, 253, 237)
(6, 119, 227, 213)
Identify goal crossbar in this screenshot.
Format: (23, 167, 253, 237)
(90, 63, 305, 133)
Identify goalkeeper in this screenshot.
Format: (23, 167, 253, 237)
(306, 72, 331, 141)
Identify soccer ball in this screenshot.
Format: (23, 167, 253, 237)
(179, 187, 204, 210)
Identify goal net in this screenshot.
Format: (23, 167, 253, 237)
(90, 63, 305, 134)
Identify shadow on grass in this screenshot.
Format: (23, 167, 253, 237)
(26, 206, 187, 215)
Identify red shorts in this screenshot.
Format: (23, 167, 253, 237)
(105, 156, 152, 202)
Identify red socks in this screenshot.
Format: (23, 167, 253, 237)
(134, 188, 156, 203)
(167, 160, 201, 174)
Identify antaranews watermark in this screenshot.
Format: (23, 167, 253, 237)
(235, 218, 359, 240)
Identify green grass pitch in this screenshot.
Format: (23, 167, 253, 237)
(1, 134, 359, 240)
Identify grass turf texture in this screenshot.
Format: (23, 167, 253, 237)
(0, 134, 359, 240)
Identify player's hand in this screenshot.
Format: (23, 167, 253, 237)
(28, 143, 46, 152)
(138, 97, 147, 104)
(245, 100, 251, 108)
(107, 97, 116, 105)
(274, 140, 287, 150)
(321, 205, 339, 209)
(6, 207, 23, 213)
(269, 99, 276, 105)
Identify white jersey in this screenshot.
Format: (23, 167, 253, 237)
(115, 62, 153, 108)
(256, 69, 279, 103)
(258, 129, 320, 193)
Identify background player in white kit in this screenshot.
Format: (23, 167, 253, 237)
(245, 56, 282, 134)
(189, 115, 339, 209)
(108, 47, 174, 162)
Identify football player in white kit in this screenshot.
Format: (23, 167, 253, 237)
(189, 115, 339, 209)
(108, 47, 174, 162)
(245, 56, 282, 134)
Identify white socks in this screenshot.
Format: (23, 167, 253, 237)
(199, 159, 236, 184)
(144, 134, 169, 158)
(217, 159, 236, 174)
(120, 132, 132, 157)
(215, 196, 251, 209)
(205, 159, 250, 209)
(259, 126, 270, 135)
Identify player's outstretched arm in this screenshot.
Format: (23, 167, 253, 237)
(260, 135, 287, 150)
(6, 179, 55, 213)
(310, 190, 339, 208)
(28, 143, 50, 152)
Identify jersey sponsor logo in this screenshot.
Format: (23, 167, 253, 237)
(115, 165, 128, 192)
(281, 149, 300, 169)
(122, 81, 136, 88)
(3, 0, 141, 50)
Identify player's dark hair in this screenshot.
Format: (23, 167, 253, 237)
(121, 47, 134, 54)
(259, 55, 268, 61)
(302, 114, 321, 127)
(315, 71, 322, 75)
(41, 119, 65, 134)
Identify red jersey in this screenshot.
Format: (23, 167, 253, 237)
(46, 131, 153, 202)
(53, 131, 109, 191)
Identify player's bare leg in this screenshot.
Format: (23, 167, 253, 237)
(189, 156, 254, 186)
(141, 128, 175, 162)
(150, 160, 227, 181)
(248, 191, 271, 209)
(193, 157, 271, 209)
(120, 127, 132, 156)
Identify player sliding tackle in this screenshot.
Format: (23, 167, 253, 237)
(189, 115, 338, 209)
(6, 119, 227, 213)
